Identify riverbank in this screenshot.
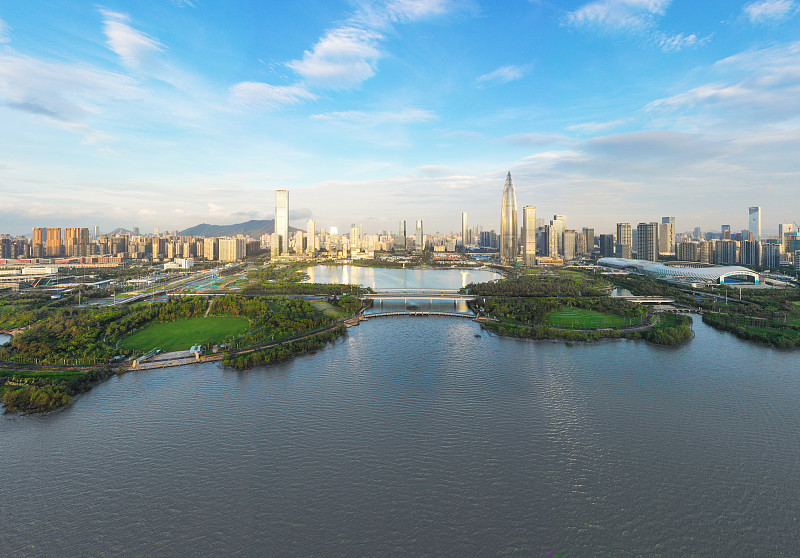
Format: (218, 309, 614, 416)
(477, 312, 693, 346)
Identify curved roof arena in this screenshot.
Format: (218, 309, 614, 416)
(597, 258, 760, 284)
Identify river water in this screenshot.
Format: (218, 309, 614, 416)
(2, 270, 800, 556)
(304, 265, 501, 290)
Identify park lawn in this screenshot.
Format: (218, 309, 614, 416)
(120, 316, 251, 353)
(545, 307, 633, 328)
(310, 301, 348, 319)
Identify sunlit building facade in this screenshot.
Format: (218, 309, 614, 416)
(500, 172, 518, 265)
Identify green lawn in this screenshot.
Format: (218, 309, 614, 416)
(310, 301, 348, 319)
(120, 316, 251, 353)
(545, 307, 633, 328)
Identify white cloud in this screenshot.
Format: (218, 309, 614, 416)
(567, 118, 631, 133)
(229, 81, 317, 110)
(100, 9, 163, 70)
(0, 50, 141, 141)
(564, 0, 706, 52)
(658, 32, 705, 52)
(564, 0, 671, 32)
(286, 27, 382, 90)
(743, 0, 798, 24)
(476, 65, 527, 87)
(646, 42, 800, 123)
(310, 107, 436, 125)
(0, 17, 10, 43)
(386, 0, 452, 21)
(502, 132, 568, 145)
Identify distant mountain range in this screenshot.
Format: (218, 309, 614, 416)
(177, 219, 299, 239)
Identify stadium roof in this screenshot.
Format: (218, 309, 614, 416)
(597, 258, 760, 284)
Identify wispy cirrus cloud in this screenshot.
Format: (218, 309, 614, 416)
(100, 9, 163, 70)
(743, 0, 798, 24)
(567, 118, 631, 133)
(476, 65, 527, 87)
(0, 17, 10, 43)
(564, 0, 671, 32)
(310, 107, 436, 125)
(229, 82, 317, 110)
(646, 42, 800, 123)
(564, 0, 705, 52)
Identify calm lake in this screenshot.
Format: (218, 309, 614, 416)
(2, 268, 799, 556)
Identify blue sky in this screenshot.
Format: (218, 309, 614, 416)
(1, 0, 799, 236)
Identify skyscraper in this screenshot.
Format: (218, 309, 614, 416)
(415, 220, 423, 251)
(461, 212, 469, 246)
(637, 222, 659, 262)
(500, 172, 518, 265)
(46, 227, 62, 257)
(306, 219, 315, 256)
(551, 215, 566, 255)
(522, 205, 536, 266)
(749, 206, 761, 242)
(616, 222, 632, 259)
(660, 217, 675, 255)
(275, 190, 289, 254)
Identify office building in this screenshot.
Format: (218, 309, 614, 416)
(636, 222, 659, 262)
(616, 223, 632, 258)
(415, 220, 423, 251)
(461, 212, 469, 246)
(748, 206, 761, 242)
(500, 172, 518, 265)
(522, 206, 536, 266)
(582, 227, 595, 254)
(275, 189, 289, 254)
(660, 217, 675, 255)
(598, 234, 614, 257)
(563, 230, 576, 261)
(306, 219, 315, 256)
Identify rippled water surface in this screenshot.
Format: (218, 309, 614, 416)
(304, 265, 501, 289)
(3, 318, 800, 556)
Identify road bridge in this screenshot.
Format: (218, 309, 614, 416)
(364, 311, 476, 319)
(363, 289, 477, 301)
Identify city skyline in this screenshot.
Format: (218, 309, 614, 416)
(1, 1, 799, 234)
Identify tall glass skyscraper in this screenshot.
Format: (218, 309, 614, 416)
(500, 172, 518, 265)
(522, 205, 536, 267)
(275, 190, 289, 254)
(749, 206, 761, 241)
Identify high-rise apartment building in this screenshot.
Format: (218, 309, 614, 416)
(741, 240, 761, 266)
(275, 190, 289, 254)
(46, 228, 62, 257)
(219, 238, 246, 262)
(748, 206, 761, 241)
(461, 212, 469, 246)
(522, 205, 536, 267)
(636, 222, 659, 262)
(500, 172, 518, 265)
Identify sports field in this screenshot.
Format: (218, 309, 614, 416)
(545, 307, 632, 328)
(120, 316, 251, 352)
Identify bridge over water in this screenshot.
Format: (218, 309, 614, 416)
(362, 288, 477, 301)
(364, 311, 476, 319)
